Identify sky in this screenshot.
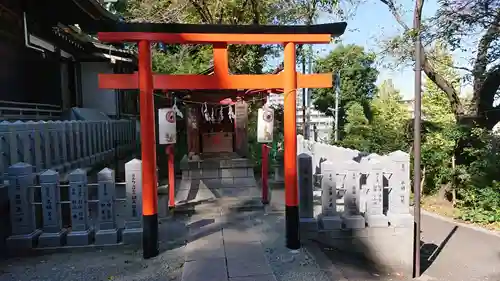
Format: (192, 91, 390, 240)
(273, 0, 475, 99)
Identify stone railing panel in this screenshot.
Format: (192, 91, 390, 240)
(0, 120, 136, 180)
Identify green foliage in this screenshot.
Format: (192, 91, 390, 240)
(340, 102, 372, 151)
(369, 80, 410, 154)
(335, 79, 409, 154)
(420, 43, 460, 194)
(312, 44, 379, 139)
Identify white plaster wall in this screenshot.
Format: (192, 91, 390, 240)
(81, 62, 117, 116)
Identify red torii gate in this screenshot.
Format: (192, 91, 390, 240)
(97, 22, 347, 259)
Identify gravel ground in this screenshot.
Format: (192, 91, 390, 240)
(0, 216, 190, 281)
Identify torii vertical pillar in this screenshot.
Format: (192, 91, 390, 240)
(138, 40, 159, 258)
(283, 42, 299, 249)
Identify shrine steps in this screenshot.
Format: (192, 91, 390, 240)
(175, 155, 263, 212)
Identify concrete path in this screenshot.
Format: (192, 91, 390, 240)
(418, 211, 500, 281)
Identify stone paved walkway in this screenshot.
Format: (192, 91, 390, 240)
(181, 206, 342, 281)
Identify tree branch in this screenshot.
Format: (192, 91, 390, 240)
(378, 0, 464, 117)
(471, 9, 500, 113)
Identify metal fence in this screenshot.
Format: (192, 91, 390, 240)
(0, 100, 62, 121)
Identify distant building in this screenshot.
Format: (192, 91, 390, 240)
(268, 91, 334, 143)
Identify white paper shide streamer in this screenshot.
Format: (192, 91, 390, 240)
(158, 107, 177, 144)
(257, 106, 274, 143)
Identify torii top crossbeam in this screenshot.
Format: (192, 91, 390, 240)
(96, 22, 347, 259)
(98, 22, 346, 90)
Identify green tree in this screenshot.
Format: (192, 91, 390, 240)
(341, 102, 372, 151)
(113, 0, 344, 75)
(312, 44, 379, 139)
(369, 79, 410, 154)
(377, 0, 500, 129)
(420, 43, 461, 195)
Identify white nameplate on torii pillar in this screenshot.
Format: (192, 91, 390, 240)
(158, 108, 176, 144)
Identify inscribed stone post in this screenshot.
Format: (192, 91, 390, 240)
(56, 121, 70, 172)
(96, 122, 103, 162)
(95, 168, 119, 245)
(67, 169, 94, 246)
(48, 121, 62, 171)
(341, 160, 365, 229)
(79, 121, 89, 166)
(364, 159, 389, 227)
(6, 163, 42, 249)
(123, 159, 143, 244)
(65, 121, 76, 169)
(386, 151, 413, 227)
(18, 122, 32, 166)
(89, 122, 97, 164)
(27, 121, 42, 173)
(0, 121, 10, 182)
(104, 121, 111, 160)
(39, 170, 67, 247)
(8, 121, 21, 165)
(234, 99, 249, 157)
(320, 160, 342, 229)
(298, 154, 317, 231)
(40, 121, 51, 170)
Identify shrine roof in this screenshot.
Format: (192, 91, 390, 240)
(87, 22, 347, 36)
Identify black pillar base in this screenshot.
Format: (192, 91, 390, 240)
(285, 205, 300, 250)
(262, 199, 270, 205)
(143, 214, 159, 259)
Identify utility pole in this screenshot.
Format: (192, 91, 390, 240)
(412, 0, 423, 278)
(334, 71, 340, 142)
(306, 44, 313, 140)
(302, 51, 307, 138)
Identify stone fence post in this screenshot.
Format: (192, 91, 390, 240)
(320, 160, 341, 229)
(6, 163, 41, 250)
(123, 158, 143, 244)
(39, 169, 66, 247)
(386, 151, 413, 227)
(67, 168, 93, 246)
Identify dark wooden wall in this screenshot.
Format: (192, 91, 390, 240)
(0, 1, 63, 106)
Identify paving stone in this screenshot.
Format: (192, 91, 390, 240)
(223, 227, 262, 242)
(182, 258, 228, 281)
(185, 231, 225, 261)
(230, 274, 277, 281)
(227, 255, 273, 278)
(225, 241, 266, 258)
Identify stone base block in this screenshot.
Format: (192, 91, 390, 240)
(321, 216, 342, 230)
(317, 226, 413, 276)
(365, 214, 389, 227)
(38, 230, 68, 247)
(90, 155, 97, 165)
(387, 213, 414, 227)
(95, 229, 119, 245)
(342, 215, 366, 229)
(84, 157, 91, 166)
(67, 229, 94, 246)
(300, 217, 318, 232)
(123, 228, 143, 244)
(6, 229, 42, 250)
